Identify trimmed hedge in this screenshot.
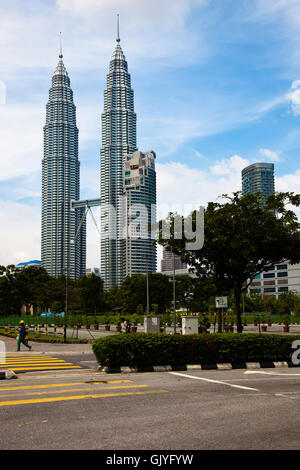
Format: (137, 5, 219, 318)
(92, 332, 300, 368)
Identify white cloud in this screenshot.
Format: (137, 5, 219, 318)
(0, 104, 43, 181)
(292, 80, 300, 89)
(209, 155, 249, 176)
(259, 148, 280, 162)
(0, 0, 209, 78)
(276, 170, 300, 220)
(276, 170, 300, 193)
(156, 155, 249, 219)
(0, 197, 101, 269)
(286, 81, 300, 116)
(194, 150, 206, 159)
(248, 0, 300, 25)
(56, 0, 208, 65)
(0, 201, 40, 266)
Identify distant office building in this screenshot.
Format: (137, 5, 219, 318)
(248, 263, 300, 298)
(16, 260, 42, 270)
(242, 162, 300, 296)
(86, 267, 100, 277)
(123, 150, 157, 277)
(161, 246, 187, 273)
(41, 42, 86, 279)
(242, 162, 275, 203)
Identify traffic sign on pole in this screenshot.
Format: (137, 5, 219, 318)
(215, 296, 228, 309)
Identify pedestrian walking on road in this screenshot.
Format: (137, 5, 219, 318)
(17, 320, 32, 351)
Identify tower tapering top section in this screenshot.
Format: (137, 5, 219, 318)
(111, 16, 126, 65)
(116, 14, 120, 43)
(59, 31, 63, 59)
(53, 32, 68, 78)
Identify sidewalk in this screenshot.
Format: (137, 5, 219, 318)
(0, 336, 93, 354)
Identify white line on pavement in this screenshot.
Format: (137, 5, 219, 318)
(169, 372, 259, 391)
(244, 371, 300, 376)
(275, 393, 299, 400)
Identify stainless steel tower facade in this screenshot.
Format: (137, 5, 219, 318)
(41, 48, 86, 279)
(100, 32, 137, 288)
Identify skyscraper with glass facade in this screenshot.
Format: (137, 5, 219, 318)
(100, 31, 138, 288)
(242, 162, 275, 202)
(41, 46, 86, 279)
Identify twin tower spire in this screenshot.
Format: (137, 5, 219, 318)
(58, 14, 120, 58)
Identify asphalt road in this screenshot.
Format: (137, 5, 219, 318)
(0, 367, 300, 450)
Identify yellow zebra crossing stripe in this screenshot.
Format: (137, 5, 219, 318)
(0, 376, 168, 407)
(0, 384, 149, 398)
(0, 389, 168, 407)
(0, 380, 133, 391)
(0, 354, 82, 371)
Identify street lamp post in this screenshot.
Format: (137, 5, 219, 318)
(173, 252, 176, 334)
(146, 270, 150, 315)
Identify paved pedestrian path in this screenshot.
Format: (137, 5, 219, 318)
(0, 353, 82, 372)
(0, 336, 93, 354)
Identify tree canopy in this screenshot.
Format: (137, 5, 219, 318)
(158, 191, 300, 332)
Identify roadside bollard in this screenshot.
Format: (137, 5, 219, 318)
(45, 324, 48, 336)
(54, 325, 57, 336)
(34, 325, 38, 334)
(4, 326, 8, 335)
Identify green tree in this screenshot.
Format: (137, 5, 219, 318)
(104, 286, 123, 311)
(277, 291, 299, 315)
(158, 191, 300, 332)
(16, 266, 51, 314)
(174, 275, 195, 312)
(262, 295, 277, 314)
(51, 300, 64, 314)
(248, 292, 265, 313)
(76, 274, 105, 313)
(120, 273, 172, 314)
(0, 265, 21, 315)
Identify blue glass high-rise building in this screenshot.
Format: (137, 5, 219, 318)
(242, 162, 275, 202)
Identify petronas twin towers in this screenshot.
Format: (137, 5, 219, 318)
(41, 24, 157, 288)
(41, 45, 86, 280)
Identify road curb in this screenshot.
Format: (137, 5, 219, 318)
(98, 361, 296, 373)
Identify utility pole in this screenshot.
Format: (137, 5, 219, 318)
(146, 270, 150, 315)
(173, 252, 176, 334)
(64, 259, 68, 344)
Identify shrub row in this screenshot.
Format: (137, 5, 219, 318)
(92, 332, 300, 368)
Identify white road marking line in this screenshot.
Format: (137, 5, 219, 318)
(244, 370, 300, 376)
(275, 393, 298, 400)
(169, 372, 259, 391)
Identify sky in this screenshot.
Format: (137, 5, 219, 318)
(1, 0, 300, 270)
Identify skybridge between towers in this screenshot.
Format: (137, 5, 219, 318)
(71, 198, 101, 210)
(70, 198, 102, 242)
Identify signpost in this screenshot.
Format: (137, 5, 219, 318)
(215, 297, 228, 309)
(215, 296, 228, 333)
